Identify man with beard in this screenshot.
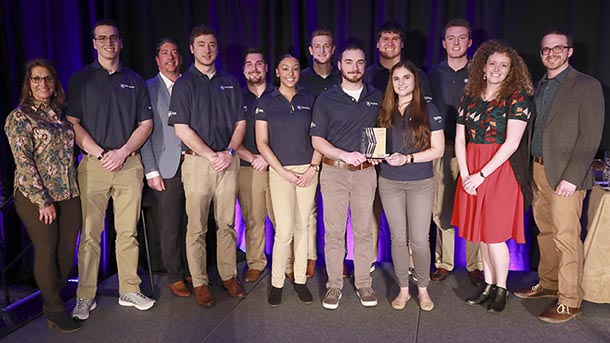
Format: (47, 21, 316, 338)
(238, 48, 275, 283)
(427, 19, 484, 286)
(68, 19, 154, 320)
(299, 30, 341, 97)
(311, 40, 382, 310)
(169, 25, 246, 307)
(514, 29, 604, 323)
(140, 38, 192, 297)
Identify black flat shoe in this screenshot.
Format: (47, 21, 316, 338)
(294, 283, 313, 304)
(466, 283, 496, 305)
(46, 311, 81, 333)
(487, 286, 508, 313)
(268, 286, 282, 306)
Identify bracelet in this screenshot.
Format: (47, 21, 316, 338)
(309, 164, 320, 172)
(479, 171, 486, 179)
(409, 154, 414, 164)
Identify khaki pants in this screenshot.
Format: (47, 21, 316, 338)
(432, 145, 482, 271)
(269, 165, 318, 287)
(182, 154, 239, 287)
(321, 165, 376, 290)
(532, 161, 585, 308)
(76, 154, 143, 298)
(238, 166, 274, 271)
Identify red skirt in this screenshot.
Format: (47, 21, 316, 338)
(451, 143, 525, 244)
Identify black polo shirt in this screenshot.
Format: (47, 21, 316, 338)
(241, 84, 274, 166)
(379, 103, 444, 181)
(311, 83, 382, 152)
(168, 65, 244, 152)
(364, 61, 432, 101)
(66, 61, 152, 149)
(427, 59, 468, 141)
(298, 66, 342, 98)
(255, 88, 315, 166)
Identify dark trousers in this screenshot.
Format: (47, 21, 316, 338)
(14, 191, 81, 313)
(154, 171, 189, 283)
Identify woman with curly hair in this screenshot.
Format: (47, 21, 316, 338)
(451, 40, 533, 312)
(4, 58, 81, 331)
(377, 60, 444, 311)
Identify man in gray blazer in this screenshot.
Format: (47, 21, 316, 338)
(140, 38, 191, 298)
(515, 29, 604, 324)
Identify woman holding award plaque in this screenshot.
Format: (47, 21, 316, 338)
(255, 54, 321, 306)
(451, 40, 533, 313)
(377, 60, 444, 311)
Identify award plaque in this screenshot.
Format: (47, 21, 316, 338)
(361, 127, 390, 159)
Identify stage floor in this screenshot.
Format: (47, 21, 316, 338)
(3, 261, 610, 343)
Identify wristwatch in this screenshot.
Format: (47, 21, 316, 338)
(310, 164, 320, 172)
(97, 149, 108, 161)
(225, 147, 236, 157)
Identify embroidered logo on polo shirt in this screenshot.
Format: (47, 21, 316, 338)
(220, 85, 234, 90)
(243, 105, 248, 112)
(255, 107, 264, 114)
(295, 105, 311, 111)
(310, 122, 316, 128)
(168, 111, 177, 118)
(365, 101, 379, 107)
(464, 78, 469, 84)
(120, 83, 135, 89)
(433, 115, 443, 123)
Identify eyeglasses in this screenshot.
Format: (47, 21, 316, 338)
(95, 35, 120, 44)
(540, 45, 571, 55)
(30, 76, 55, 84)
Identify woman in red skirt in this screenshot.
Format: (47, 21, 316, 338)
(451, 40, 533, 312)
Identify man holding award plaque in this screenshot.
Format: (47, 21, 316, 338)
(311, 40, 382, 310)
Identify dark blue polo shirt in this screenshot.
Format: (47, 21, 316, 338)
(298, 66, 342, 98)
(66, 61, 152, 149)
(364, 61, 432, 101)
(380, 103, 443, 181)
(241, 83, 274, 166)
(168, 65, 244, 152)
(255, 88, 315, 166)
(427, 59, 468, 141)
(311, 83, 382, 152)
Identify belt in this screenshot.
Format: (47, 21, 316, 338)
(323, 157, 372, 171)
(183, 149, 201, 157)
(82, 150, 138, 158)
(533, 156, 544, 165)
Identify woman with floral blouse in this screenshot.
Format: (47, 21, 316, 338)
(4, 58, 81, 332)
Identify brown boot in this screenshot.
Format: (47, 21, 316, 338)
(222, 277, 246, 298)
(514, 284, 558, 299)
(194, 285, 214, 307)
(538, 302, 581, 323)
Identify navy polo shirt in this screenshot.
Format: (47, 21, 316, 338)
(241, 84, 274, 166)
(311, 83, 382, 152)
(364, 61, 432, 101)
(298, 67, 342, 98)
(255, 88, 315, 166)
(380, 103, 443, 181)
(427, 59, 468, 141)
(66, 61, 152, 149)
(168, 65, 244, 152)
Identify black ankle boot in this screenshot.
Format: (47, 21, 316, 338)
(46, 311, 81, 333)
(466, 283, 496, 305)
(294, 283, 313, 304)
(487, 286, 508, 313)
(268, 286, 282, 306)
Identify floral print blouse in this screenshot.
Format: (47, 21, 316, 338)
(457, 91, 530, 144)
(4, 100, 79, 208)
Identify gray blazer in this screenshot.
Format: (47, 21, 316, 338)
(539, 67, 605, 190)
(140, 73, 182, 179)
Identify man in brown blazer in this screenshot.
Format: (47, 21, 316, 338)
(514, 29, 605, 323)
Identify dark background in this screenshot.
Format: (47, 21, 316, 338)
(0, 0, 608, 279)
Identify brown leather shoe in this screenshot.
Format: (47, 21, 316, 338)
(194, 285, 214, 307)
(468, 269, 484, 287)
(185, 276, 193, 284)
(430, 268, 449, 282)
(168, 280, 191, 297)
(514, 284, 558, 299)
(222, 277, 246, 298)
(538, 302, 581, 323)
(306, 260, 316, 278)
(244, 269, 262, 282)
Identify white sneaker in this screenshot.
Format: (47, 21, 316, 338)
(118, 291, 156, 311)
(72, 298, 97, 320)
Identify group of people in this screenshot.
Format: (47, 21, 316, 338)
(3, 17, 604, 334)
